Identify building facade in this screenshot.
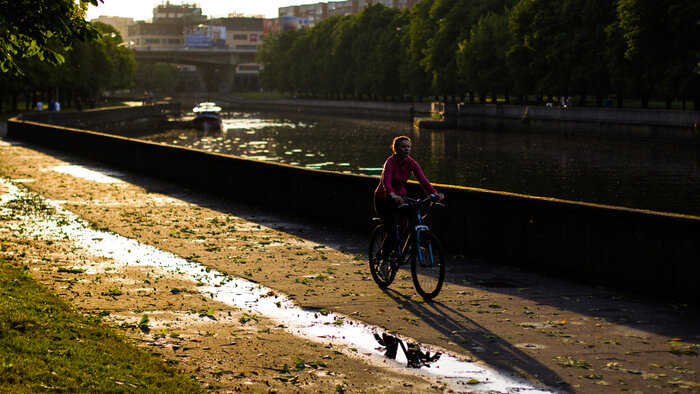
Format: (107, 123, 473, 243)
(91, 16, 134, 41)
(126, 2, 207, 48)
(278, 0, 418, 27)
(119, 3, 264, 92)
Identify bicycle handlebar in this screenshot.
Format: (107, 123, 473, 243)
(398, 194, 444, 210)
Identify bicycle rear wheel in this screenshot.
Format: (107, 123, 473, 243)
(411, 232, 445, 300)
(369, 224, 397, 287)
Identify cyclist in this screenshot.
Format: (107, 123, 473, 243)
(374, 136, 445, 259)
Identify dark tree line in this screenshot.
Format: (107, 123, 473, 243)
(257, 0, 700, 109)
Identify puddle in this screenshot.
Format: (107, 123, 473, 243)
(50, 165, 126, 184)
(0, 178, 555, 393)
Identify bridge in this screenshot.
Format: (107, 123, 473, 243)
(133, 47, 258, 93)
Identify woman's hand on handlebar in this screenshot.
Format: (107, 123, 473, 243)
(389, 192, 404, 205)
(432, 193, 445, 202)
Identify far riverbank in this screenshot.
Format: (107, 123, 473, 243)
(170, 94, 700, 143)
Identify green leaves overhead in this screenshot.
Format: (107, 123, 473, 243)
(0, 12, 136, 108)
(0, 0, 103, 74)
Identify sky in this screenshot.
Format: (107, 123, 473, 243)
(85, 0, 297, 21)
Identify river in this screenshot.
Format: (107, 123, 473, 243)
(138, 110, 700, 217)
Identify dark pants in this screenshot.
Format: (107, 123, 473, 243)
(374, 196, 400, 258)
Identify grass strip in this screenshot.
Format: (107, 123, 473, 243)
(0, 257, 202, 393)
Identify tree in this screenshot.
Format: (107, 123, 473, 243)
(405, 0, 439, 99)
(258, 29, 306, 95)
(0, 0, 103, 74)
(615, 0, 700, 108)
(95, 23, 136, 92)
(419, 0, 515, 101)
(509, 0, 616, 104)
(59, 23, 134, 95)
(365, 6, 405, 100)
(421, 0, 463, 100)
(287, 29, 314, 96)
(349, 4, 403, 100)
(330, 16, 360, 98)
(457, 11, 513, 103)
(307, 16, 345, 98)
(133, 62, 179, 93)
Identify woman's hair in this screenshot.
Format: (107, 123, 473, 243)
(392, 136, 411, 154)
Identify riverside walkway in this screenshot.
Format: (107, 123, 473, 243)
(1, 133, 698, 393)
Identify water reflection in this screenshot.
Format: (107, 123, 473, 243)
(375, 332, 442, 368)
(140, 111, 700, 216)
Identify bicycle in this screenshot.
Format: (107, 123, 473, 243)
(368, 195, 446, 300)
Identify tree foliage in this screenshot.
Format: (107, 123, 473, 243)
(457, 11, 513, 102)
(133, 62, 179, 92)
(615, 0, 700, 105)
(59, 22, 136, 97)
(0, 0, 103, 74)
(257, 0, 699, 107)
(0, 20, 136, 112)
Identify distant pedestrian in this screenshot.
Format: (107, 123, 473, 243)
(55, 101, 61, 112)
(37, 101, 43, 112)
(604, 97, 612, 108)
(48, 99, 56, 112)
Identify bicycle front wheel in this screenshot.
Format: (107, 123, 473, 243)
(411, 232, 445, 300)
(369, 224, 397, 287)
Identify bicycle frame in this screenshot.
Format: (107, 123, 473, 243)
(391, 197, 436, 266)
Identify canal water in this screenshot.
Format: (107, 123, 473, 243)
(139, 110, 700, 217)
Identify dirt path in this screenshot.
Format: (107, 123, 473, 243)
(1, 138, 698, 393)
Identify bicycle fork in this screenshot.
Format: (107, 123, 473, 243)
(413, 225, 434, 267)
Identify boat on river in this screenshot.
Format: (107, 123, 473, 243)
(192, 102, 222, 131)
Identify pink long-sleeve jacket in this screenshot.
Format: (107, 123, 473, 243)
(374, 155, 438, 199)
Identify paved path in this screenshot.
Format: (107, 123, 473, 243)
(1, 137, 698, 393)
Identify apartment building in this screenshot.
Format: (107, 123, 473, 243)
(91, 16, 134, 42)
(126, 2, 206, 48)
(278, 0, 418, 27)
(210, 17, 264, 52)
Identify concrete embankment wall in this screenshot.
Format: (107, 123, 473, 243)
(454, 104, 700, 143)
(7, 116, 700, 298)
(17, 104, 178, 136)
(206, 96, 431, 120)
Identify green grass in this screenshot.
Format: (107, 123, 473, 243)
(0, 257, 202, 393)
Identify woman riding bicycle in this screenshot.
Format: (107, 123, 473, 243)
(374, 136, 445, 258)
